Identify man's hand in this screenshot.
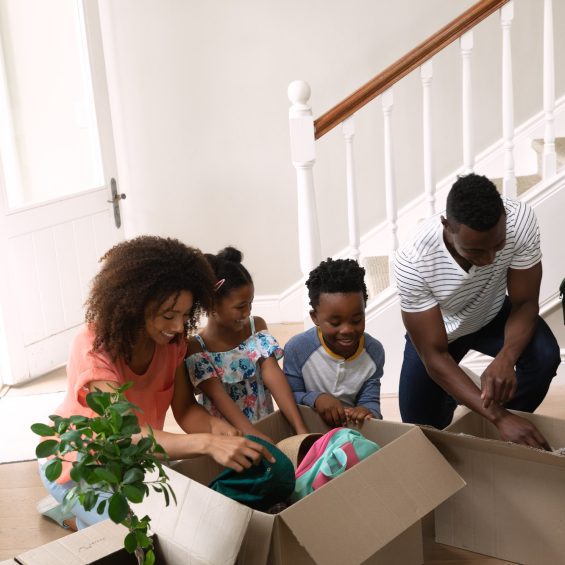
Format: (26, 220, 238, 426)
(494, 411, 551, 450)
(480, 355, 517, 408)
(345, 406, 373, 427)
(314, 394, 347, 427)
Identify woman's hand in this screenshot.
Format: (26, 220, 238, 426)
(209, 417, 242, 437)
(204, 435, 276, 472)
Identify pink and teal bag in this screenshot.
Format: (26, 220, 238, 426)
(292, 427, 380, 502)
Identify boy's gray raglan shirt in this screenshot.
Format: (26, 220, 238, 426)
(283, 327, 384, 418)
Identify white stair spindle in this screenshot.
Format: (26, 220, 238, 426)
(501, 2, 517, 198)
(342, 116, 360, 261)
(543, 0, 556, 179)
(381, 89, 398, 272)
(460, 31, 474, 175)
(420, 60, 435, 217)
(288, 80, 321, 325)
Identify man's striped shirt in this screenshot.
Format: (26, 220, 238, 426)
(393, 198, 541, 342)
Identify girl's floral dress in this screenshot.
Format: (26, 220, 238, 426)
(185, 317, 283, 422)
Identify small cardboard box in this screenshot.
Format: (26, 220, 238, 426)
(422, 409, 565, 565)
(14, 478, 253, 564)
(168, 407, 465, 565)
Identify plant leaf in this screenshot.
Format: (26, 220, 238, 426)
(144, 549, 156, 565)
(91, 467, 119, 485)
(108, 493, 129, 523)
(44, 458, 63, 481)
(124, 531, 137, 554)
(96, 499, 107, 515)
(136, 530, 151, 549)
(35, 439, 60, 458)
(123, 484, 144, 504)
(83, 490, 98, 512)
(123, 468, 144, 484)
(60, 430, 84, 443)
(31, 423, 54, 437)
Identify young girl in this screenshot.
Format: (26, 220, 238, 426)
(185, 247, 308, 439)
(38, 236, 273, 530)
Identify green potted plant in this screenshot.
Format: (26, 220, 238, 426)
(32, 383, 175, 565)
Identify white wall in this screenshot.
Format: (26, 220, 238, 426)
(98, 1, 565, 298)
(98, 0, 480, 293)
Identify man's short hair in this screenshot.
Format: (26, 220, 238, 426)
(446, 174, 505, 231)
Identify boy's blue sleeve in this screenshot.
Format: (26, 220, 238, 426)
(355, 337, 384, 419)
(283, 338, 322, 408)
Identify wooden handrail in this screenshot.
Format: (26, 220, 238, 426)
(314, 0, 510, 139)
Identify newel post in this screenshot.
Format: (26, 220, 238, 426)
(288, 80, 321, 324)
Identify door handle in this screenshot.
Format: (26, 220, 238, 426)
(107, 178, 125, 228)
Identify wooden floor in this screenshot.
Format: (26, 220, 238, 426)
(1, 322, 563, 563)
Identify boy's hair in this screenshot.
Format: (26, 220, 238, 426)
(205, 246, 253, 298)
(446, 173, 504, 231)
(306, 258, 368, 309)
(86, 235, 215, 362)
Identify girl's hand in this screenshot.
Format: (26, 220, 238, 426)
(209, 417, 242, 437)
(205, 435, 276, 472)
(345, 406, 373, 427)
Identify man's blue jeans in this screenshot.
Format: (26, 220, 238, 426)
(399, 298, 561, 429)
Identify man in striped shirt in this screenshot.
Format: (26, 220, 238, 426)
(394, 173, 560, 449)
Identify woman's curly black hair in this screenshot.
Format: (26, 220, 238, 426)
(306, 258, 368, 309)
(205, 246, 253, 298)
(446, 173, 504, 231)
(85, 235, 215, 362)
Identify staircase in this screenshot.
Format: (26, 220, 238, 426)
(279, 0, 565, 395)
(362, 136, 565, 302)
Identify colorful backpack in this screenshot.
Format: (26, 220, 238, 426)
(292, 427, 380, 502)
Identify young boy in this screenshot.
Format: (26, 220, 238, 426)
(283, 258, 384, 427)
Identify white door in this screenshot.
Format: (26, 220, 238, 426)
(0, 0, 124, 385)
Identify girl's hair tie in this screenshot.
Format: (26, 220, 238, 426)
(213, 278, 226, 292)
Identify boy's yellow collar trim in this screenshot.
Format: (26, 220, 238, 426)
(317, 327, 364, 361)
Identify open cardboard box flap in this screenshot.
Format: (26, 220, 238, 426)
(15, 520, 127, 564)
(134, 467, 253, 565)
(423, 409, 565, 467)
(279, 426, 465, 565)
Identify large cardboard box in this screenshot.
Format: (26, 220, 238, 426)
(168, 407, 465, 565)
(422, 408, 565, 565)
(14, 408, 465, 565)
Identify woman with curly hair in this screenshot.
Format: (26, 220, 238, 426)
(38, 236, 273, 530)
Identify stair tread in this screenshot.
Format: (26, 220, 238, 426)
(360, 255, 390, 300)
(491, 174, 541, 196)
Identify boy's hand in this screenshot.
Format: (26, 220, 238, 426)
(345, 406, 373, 427)
(314, 394, 347, 427)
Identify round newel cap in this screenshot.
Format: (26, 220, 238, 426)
(288, 80, 311, 106)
